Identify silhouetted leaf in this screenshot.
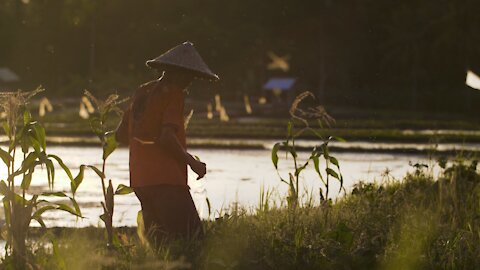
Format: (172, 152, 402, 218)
(56, 203, 82, 217)
(0, 180, 9, 196)
(48, 154, 73, 181)
(312, 155, 325, 185)
(33, 205, 56, 219)
(2, 122, 10, 138)
(295, 161, 309, 177)
(115, 184, 134, 195)
(70, 197, 82, 217)
(33, 123, 47, 151)
(23, 110, 31, 125)
(271, 143, 281, 169)
(88, 165, 105, 179)
(72, 165, 86, 195)
(45, 159, 55, 189)
(326, 168, 339, 179)
(21, 170, 34, 190)
(329, 156, 339, 167)
(0, 147, 12, 166)
(42, 191, 68, 197)
(103, 132, 118, 160)
(33, 216, 46, 228)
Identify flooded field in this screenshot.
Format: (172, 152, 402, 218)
(0, 145, 459, 227)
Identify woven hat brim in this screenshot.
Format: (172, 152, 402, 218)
(146, 41, 219, 81)
(146, 61, 219, 81)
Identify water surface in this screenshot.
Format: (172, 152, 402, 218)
(0, 146, 440, 227)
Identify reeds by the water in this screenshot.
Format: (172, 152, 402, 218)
(22, 156, 480, 270)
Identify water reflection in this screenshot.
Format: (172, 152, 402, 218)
(0, 146, 442, 227)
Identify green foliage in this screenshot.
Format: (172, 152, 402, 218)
(0, 89, 82, 267)
(0, 149, 477, 269)
(272, 92, 344, 209)
(82, 91, 132, 248)
(2, 0, 480, 112)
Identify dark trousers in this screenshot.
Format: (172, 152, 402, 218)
(134, 184, 203, 244)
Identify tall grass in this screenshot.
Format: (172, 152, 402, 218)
(19, 155, 479, 269)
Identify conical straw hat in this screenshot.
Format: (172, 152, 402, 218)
(146, 41, 219, 81)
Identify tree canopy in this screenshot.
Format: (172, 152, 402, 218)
(1, 0, 479, 112)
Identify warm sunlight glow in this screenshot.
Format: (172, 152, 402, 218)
(38, 97, 53, 117)
(244, 95, 252, 114)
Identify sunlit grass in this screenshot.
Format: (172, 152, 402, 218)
(14, 156, 479, 269)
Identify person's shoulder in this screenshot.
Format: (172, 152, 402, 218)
(166, 86, 185, 100)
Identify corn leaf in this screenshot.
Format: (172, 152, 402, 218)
(56, 203, 82, 217)
(326, 168, 339, 180)
(48, 154, 73, 181)
(0, 147, 12, 166)
(21, 170, 34, 190)
(71, 165, 86, 195)
(70, 197, 82, 217)
(88, 165, 105, 179)
(33, 124, 47, 151)
(0, 181, 9, 196)
(271, 143, 281, 169)
(329, 156, 340, 167)
(103, 132, 118, 160)
(33, 216, 46, 228)
(41, 191, 68, 197)
(33, 205, 56, 219)
(115, 184, 134, 195)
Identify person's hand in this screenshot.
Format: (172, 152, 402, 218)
(190, 159, 207, 180)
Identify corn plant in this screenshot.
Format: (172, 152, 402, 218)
(271, 91, 344, 209)
(82, 90, 133, 248)
(0, 89, 83, 266)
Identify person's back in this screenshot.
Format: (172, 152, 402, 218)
(118, 80, 188, 187)
(116, 42, 219, 243)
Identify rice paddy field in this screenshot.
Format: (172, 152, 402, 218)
(10, 156, 480, 270)
(0, 95, 479, 269)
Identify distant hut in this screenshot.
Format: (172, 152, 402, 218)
(263, 77, 296, 104)
(0, 67, 20, 90)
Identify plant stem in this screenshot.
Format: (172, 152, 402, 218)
(325, 157, 330, 201)
(11, 147, 16, 192)
(22, 153, 26, 205)
(292, 138, 299, 206)
(101, 160, 107, 203)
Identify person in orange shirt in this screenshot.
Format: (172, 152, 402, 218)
(116, 42, 219, 243)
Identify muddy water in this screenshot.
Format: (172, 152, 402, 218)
(0, 146, 439, 227)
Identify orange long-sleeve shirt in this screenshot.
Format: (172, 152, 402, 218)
(117, 80, 187, 187)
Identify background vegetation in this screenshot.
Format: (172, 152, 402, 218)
(1, 0, 480, 113)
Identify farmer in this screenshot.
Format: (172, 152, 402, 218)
(116, 42, 219, 243)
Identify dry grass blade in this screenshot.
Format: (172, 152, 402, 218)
(0, 86, 44, 132)
(83, 90, 100, 109)
(289, 91, 335, 128)
(83, 90, 129, 116)
(184, 109, 194, 130)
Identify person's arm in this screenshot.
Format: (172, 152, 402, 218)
(157, 126, 206, 179)
(157, 88, 206, 180)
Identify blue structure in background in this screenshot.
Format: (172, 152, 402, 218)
(263, 78, 296, 91)
(263, 77, 296, 104)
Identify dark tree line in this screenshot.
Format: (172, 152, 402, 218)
(1, 0, 479, 112)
